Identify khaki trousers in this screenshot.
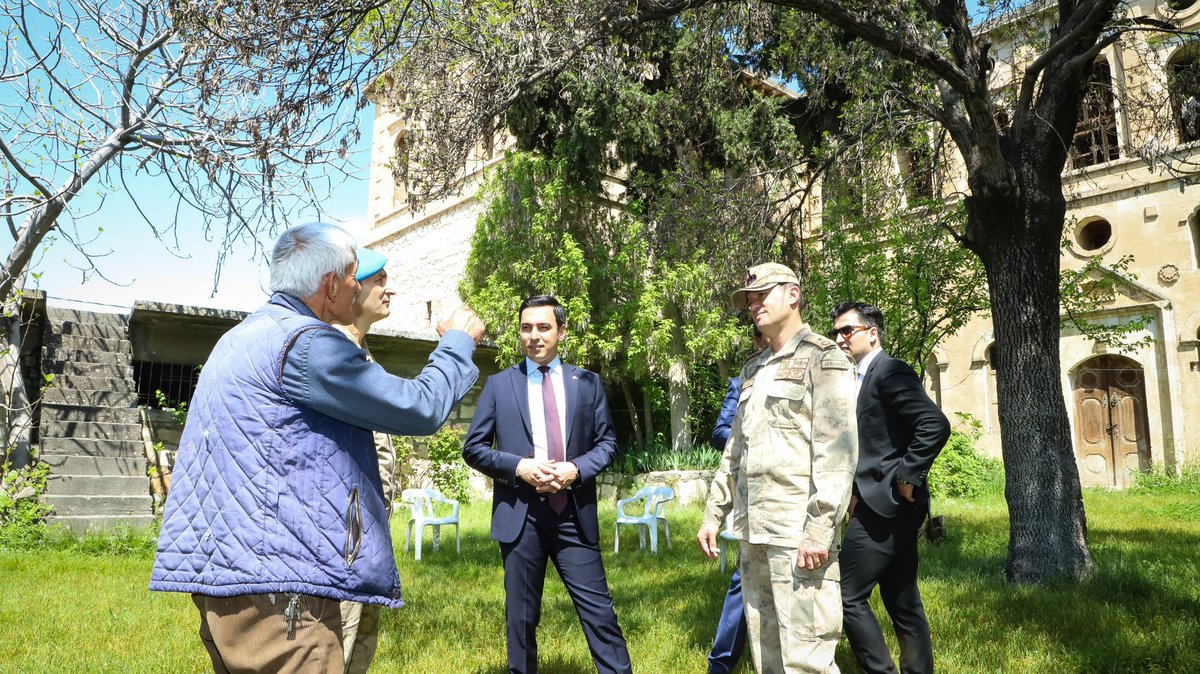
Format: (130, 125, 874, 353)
(740, 542, 843, 674)
(340, 600, 382, 673)
(192, 593, 343, 674)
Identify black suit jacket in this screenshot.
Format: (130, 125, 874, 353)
(856, 351, 951, 518)
(462, 361, 617, 544)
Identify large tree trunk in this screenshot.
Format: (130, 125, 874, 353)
(968, 188, 1094, 584)
(620, 378, 646, 448)
(664, 301, 691, 452)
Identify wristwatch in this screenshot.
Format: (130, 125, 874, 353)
(895, 477, 911, 487)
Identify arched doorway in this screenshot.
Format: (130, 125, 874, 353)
(1073, 355, 1151, 487)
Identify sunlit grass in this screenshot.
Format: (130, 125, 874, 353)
(1, 486, 1197, 673)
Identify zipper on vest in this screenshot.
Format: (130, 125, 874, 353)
(345, 487, 363, 567)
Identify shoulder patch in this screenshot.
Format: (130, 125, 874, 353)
(802, 332, 838, 350)
(820, 351, 853, 371)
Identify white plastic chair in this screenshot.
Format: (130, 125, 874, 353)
(401, 488, 461, 561)
(614, 485, 674, 554)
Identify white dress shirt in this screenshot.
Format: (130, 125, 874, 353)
(856, 347, 884, 391)
(526, 357, 567, 461)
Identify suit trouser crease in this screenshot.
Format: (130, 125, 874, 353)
(500, 498, 632, 674)
(708, 566, 749, 674)
(839, 502, 933, 674)
(740, 542, 842, 674)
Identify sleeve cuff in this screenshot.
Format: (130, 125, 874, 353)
(802, 519, 836, 551)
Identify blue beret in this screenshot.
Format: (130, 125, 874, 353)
(355, 247, 388, 282)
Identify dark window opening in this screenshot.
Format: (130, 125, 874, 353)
(1170, 51, 1200, 144)
(1191, 210, 1200, 269)
(134, 361, 201, 409)
(1168, 0, 1198, 11)
(1070, 59, 1120, 169)
(903, 146, 936, 202)
(1076, 219, 1113, 251)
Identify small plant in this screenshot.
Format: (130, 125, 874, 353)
(425, 426, 472, 503)
(153, 390, 188, 426)
(0, 454, 51, 549)
(927, 413, 1004, 500)
(611, 441, 723, 474)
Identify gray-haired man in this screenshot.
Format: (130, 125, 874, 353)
(151, 222, 485, 673)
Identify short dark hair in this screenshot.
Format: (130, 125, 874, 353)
(832, 301, 885, 343)
(519, 295, 567, 328)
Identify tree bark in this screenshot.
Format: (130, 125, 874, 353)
(967, 188, 1095, 584)
(620, 377, 646, 448)
(664, 301, 692, 452)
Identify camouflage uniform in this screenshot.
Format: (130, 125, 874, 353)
(703, 325, 858, 674)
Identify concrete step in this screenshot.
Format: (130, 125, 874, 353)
(43, 347, 131, 366)
(51, 374, 134, 393)
(45, 308, 129, 327)
(52, 335, 133, 353)
(41, 454, 147, 477)
(41, 387, 137, 408)
(48, 514, 158, 536)
(41, 419, 143, 441)
(47, 474, 149, 496)
(43, 494, 153, 517)
(39, 404, 142, 425)
(40, 437, 145, 457)
(42, 360, 133, 379)
(51, 320, 128, 340)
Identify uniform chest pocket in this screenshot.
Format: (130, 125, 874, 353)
(765, 380, 808, 428)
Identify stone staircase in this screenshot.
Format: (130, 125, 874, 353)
(39, 307, 153, 533)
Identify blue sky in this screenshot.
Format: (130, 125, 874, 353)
(28, 108, 376, 314)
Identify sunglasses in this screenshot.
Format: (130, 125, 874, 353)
(827, 325, 869, 340)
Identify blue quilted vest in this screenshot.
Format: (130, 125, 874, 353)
(149, 298, 403, 607)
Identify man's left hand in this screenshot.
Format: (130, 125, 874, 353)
(795, 543, 829, 570)
(897, 481, 916, 502)
(538, 461, 578, 493)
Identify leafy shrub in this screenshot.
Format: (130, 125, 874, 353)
(394, 427, 473, 504)
(1128, 463, 1200, 497)
(612, 441, 722, 473)
(426, 426, 472, 503)
(0, 457, 51, 549)
(927, 414, 1004, 500)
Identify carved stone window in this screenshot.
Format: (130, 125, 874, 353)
(1076, 218, 1114, 252)
(1069, 59, 1120, 169)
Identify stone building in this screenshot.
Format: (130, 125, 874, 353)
(362, 0, 1200, 487)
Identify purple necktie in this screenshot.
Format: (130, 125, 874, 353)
(539, 365, 568, 514)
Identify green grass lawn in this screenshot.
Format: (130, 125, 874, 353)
(1, 486, 1198, 673)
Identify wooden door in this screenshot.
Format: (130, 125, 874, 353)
(1072, 356, 1150, 488)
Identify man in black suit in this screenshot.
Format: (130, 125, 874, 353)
(830, 301, 950, 674)
(463, 295, 632, 674)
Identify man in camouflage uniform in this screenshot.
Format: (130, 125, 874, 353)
(698, 263, 858, 674)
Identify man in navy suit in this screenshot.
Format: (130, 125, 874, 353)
(830, 301, 950, 674)
(463, 295, 632, 674)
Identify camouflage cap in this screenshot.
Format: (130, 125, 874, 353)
(731, 263, 800, 309)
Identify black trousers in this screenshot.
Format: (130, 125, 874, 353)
(499, 497, 632, 674)
(839, 500, 934, 674)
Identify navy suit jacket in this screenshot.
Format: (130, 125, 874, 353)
(463, 361, 617, 545)
(856, 351, 951, 518)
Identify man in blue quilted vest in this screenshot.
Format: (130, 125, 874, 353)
(150, 222, 485, 673)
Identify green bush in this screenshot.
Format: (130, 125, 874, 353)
(0, 458, 51, 550)
(425, 426, 473, 503)
(928, 414, 1004, 500)
(611, 441, 722, 473)
(1128, 463, 1200, 497)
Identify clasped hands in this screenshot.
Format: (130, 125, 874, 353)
(517, 458, 578, 493)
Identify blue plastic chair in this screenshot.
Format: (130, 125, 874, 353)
(614, 485, 675, 554)
(719, 528, 739, 573)
(401, 488, 461, 561)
